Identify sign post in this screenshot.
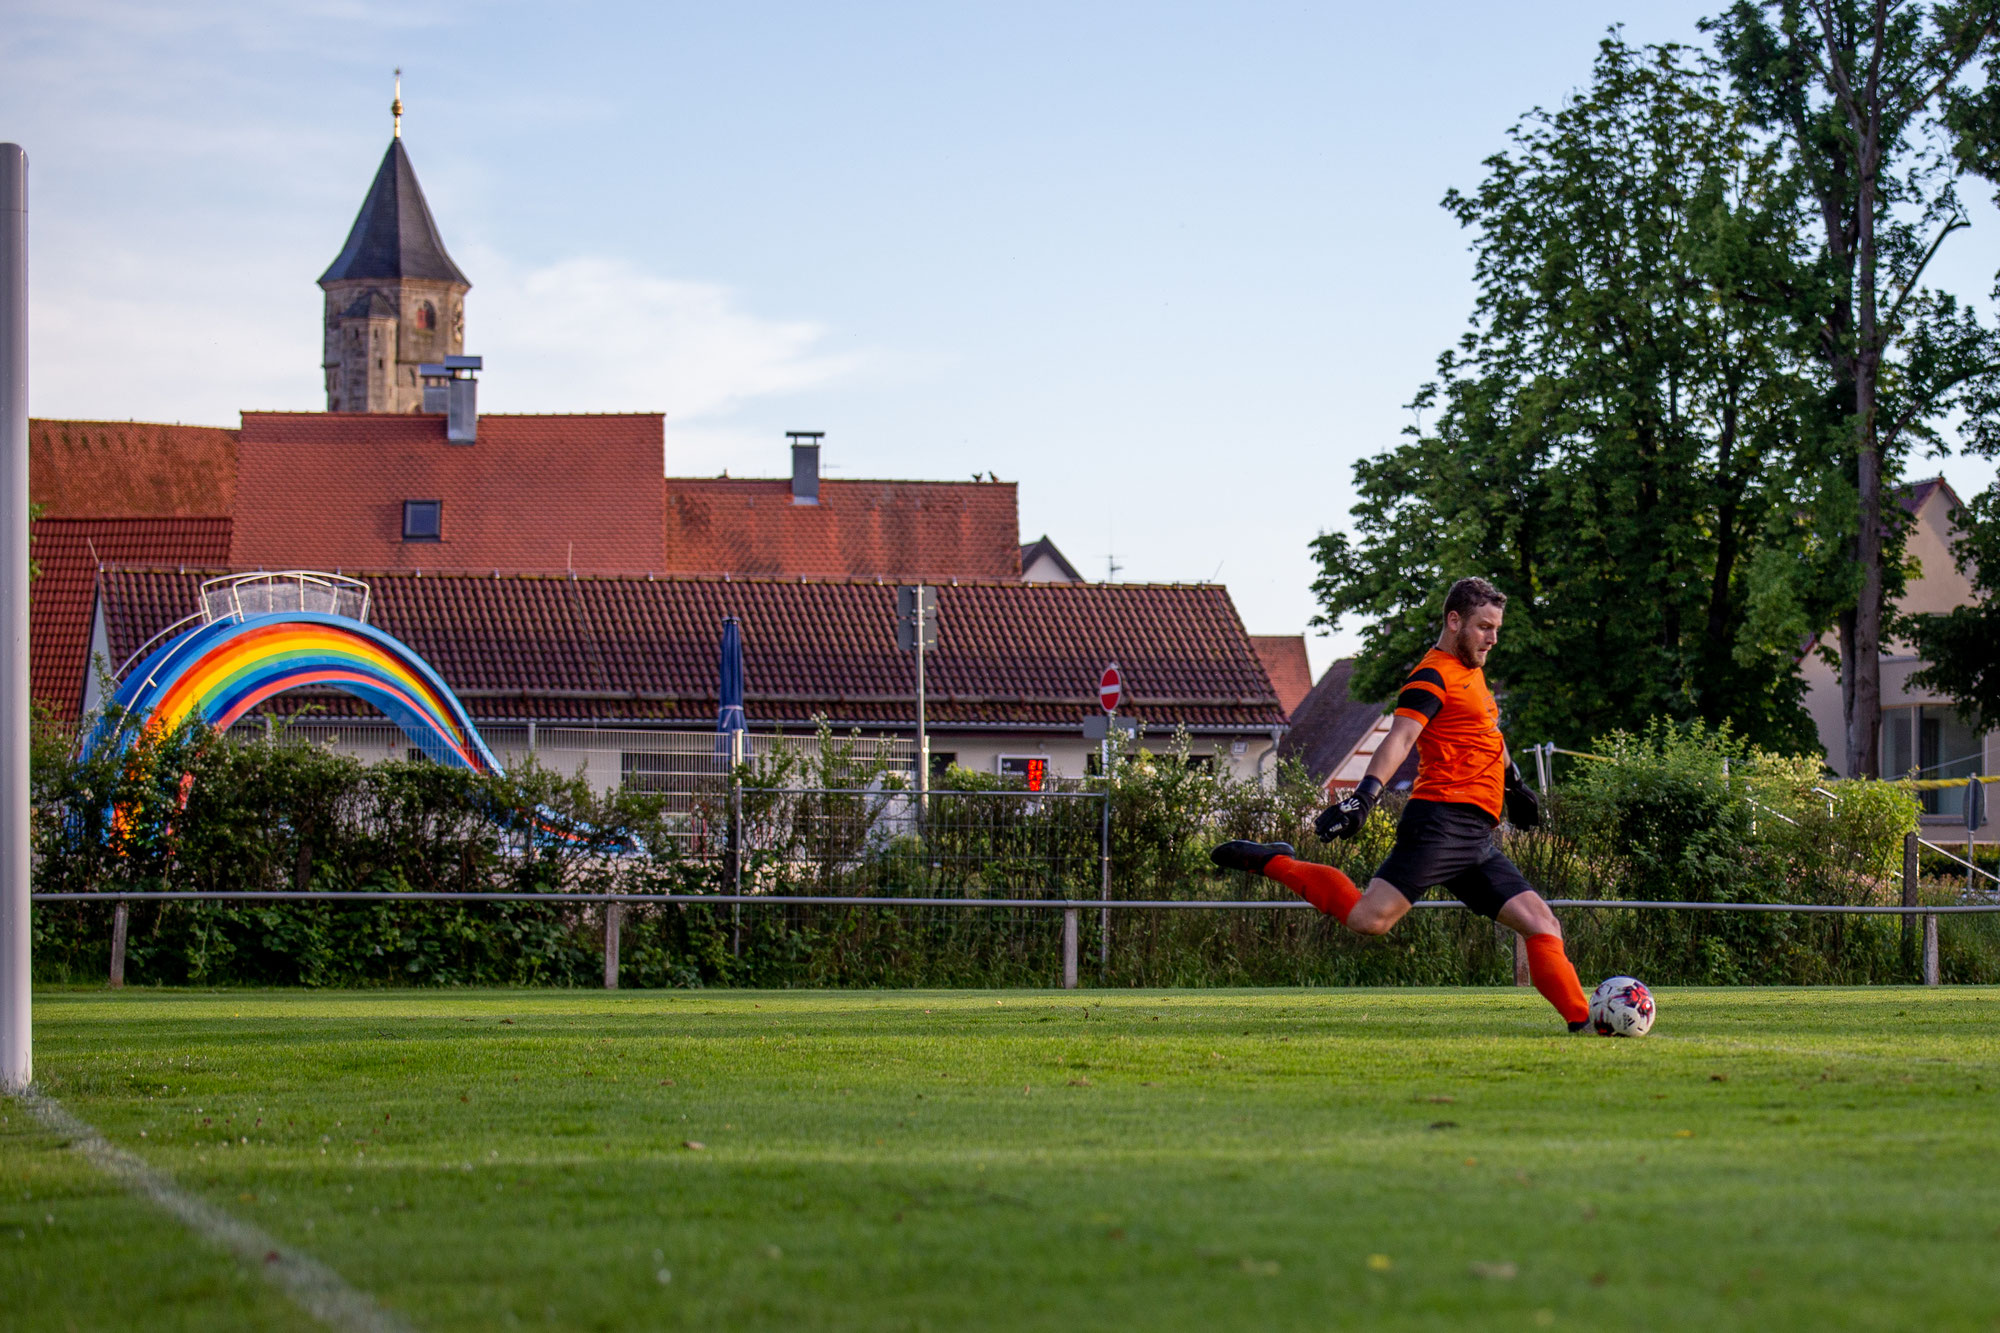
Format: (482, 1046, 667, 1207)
(1096, 663, 1120, 981)
(897, 586, 938, 796)
(1967, 777, 1987, 896)
(1095, 663, 1123, 776)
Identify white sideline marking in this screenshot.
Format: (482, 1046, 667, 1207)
(14, 1085, 418, 1333)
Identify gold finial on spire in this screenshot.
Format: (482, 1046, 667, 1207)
(391, 69, 403, 138)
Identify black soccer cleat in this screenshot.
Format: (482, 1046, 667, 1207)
(1567, 1020, 1594, 1035)
(1209, 840, 1295, 875)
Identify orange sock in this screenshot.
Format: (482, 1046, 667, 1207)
(1523, 933, 1590, 1024)
(1265, 856, 1361, 924)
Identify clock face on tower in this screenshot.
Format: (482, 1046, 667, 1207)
(451, 301, 464, 342)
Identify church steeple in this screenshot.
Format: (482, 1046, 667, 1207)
(318, 91, 470, 413)
(319, 140, 468, 287)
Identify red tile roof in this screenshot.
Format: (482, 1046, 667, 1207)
(96, 569, 1286, 733)
(1248, 635, 1314, 717)
(231, 412, 665, 575)
(662, 478, 1022, 581)
(31, 518, 234, 722)
(31, 419, 238, 517)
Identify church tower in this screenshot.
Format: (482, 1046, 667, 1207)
(319, 79, 470, 412)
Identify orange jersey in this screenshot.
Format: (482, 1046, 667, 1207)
(1393, 647, 1506, 820)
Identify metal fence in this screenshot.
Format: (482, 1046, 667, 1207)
(229, 721, 920, 817)
(41, 885, 2000, 994)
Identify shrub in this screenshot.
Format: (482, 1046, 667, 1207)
(28, 711, 1972, 990)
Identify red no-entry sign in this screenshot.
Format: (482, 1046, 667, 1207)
(1099, 664, 1122, 713)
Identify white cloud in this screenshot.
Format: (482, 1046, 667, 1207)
(27, 232, 321, 423)
(26, 234, 866, 438)
(469, 251, 868, 422)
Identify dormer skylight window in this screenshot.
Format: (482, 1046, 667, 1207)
(402, 500, 442, 542)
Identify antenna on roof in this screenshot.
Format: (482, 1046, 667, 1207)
(391, 69, 403, 139)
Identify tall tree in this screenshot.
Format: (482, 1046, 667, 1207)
(1313, 39, 1828, 750)
(1706, 0, 2000, 777)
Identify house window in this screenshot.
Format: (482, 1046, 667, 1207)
(1882, 704, 1983, 817)
(402, 500, 442, 542)
(415, 300, 437, 331)
(998, 755, 1049, 792)
(928, 751, 958, 783)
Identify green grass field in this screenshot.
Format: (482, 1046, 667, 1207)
(4, 986, 1998, 1332)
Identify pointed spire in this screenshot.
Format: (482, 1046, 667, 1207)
(318, 138, 469, 286)
(391, 69, 403, 139)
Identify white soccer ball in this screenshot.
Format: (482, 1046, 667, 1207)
(1591, 976, 1655, 1037)
(1589, 975, 1637, 1023)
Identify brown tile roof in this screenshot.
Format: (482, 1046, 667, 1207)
(30, 419, 238, 518)
(1248, 635, 1314, 717)
(31, 518, 234, 721)
(96, 568, 1286, 733)
(662, 478, 1021, 581)
(231, 412, 665, 575)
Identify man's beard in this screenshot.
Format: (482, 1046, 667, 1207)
(1454, 641, 1485, 670)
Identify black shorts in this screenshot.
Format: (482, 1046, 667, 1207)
(1373, 799, 1535, 921)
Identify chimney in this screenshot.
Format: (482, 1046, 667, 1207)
(788, 431, 823, 505)
(420, 356, 482, 443)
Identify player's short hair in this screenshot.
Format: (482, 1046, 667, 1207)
(1443, 577, 1507, 622)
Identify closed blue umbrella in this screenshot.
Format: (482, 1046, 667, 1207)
(717, 616, 746, 737)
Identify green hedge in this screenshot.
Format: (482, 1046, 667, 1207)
(30, 714, 1995, 988)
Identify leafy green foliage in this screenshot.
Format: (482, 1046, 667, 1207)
(1550, 719, 1923, 984)
(28, 713, 1969, 989)
(1311, 39, 1828, 752)
(1704, 0, 2000, 775)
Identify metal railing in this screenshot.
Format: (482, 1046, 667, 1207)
(198, 570, 371, 625)
(40, 887, 1999, 994)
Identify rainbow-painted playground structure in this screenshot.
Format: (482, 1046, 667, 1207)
(84, 571, 500, 772)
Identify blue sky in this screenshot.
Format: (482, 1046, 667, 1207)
(5, 1, 1996, 675)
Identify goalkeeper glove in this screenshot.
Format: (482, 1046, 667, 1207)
(1315, 775, 1382, 841)
(1503, 764, 1542, 829)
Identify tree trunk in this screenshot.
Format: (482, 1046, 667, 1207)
(1846, 469, 1882, 778)
(1837, 606, 1857, 758)
(1701, 394, 1746, 711)
(1841, 11, 1883, 783)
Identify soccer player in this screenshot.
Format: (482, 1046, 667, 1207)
(1211, 577, 1593, 1032)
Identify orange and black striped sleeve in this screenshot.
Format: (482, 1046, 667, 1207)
(1394, 666, 1447, 726)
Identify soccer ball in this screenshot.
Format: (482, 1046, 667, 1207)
(1590, 976, 1655, 1037)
